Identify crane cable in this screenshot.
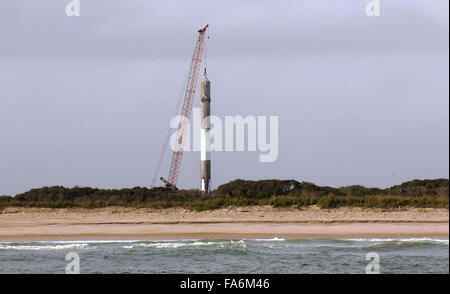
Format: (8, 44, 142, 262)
(204, 29, 209, 74)
(150, 47, 193, 188)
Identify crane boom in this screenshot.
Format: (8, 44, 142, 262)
(155, 25, 208, 190)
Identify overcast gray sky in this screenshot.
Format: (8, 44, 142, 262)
(0, 0, 448, 195)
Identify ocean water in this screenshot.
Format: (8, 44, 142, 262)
(0, 238, 448, 274)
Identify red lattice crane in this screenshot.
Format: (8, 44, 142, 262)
(151, 25, 209, 190)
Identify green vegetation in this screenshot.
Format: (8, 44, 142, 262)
(0, 179, 448, 211)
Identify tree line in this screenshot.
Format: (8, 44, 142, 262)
(0, 178, 448, 210)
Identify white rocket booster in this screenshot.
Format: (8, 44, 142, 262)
(200, 70, 211, 192)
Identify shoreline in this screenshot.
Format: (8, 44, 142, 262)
(1, 206, 448, 241)
(1, 223, 448, 242)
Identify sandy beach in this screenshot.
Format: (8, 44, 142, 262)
(0, 206, 448, 240)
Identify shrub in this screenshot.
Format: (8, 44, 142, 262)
(2, 179, 447, 210)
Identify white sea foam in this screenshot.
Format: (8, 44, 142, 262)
(0, 239, 200, 245)
(345, 238, 449, 245)
(0, 243, 88, 251)
(34, 240, 141, 244)
(346, 238, 397, 242)
(254, 237, 285, 242)
(123, 240, 247, 249)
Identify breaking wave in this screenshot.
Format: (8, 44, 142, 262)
(345, 238, 449, 245)
(123, 240, 247, 249)
(0, 243, 88, 251)
(253, 237, 285, 242)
